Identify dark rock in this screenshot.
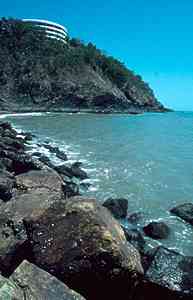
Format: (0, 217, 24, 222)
(128, 212, 145, 224)
(140, 246, 158, 273)
(23, 132, 34, 141)
(72, 161, 83, 168)
(0, 169, 64, 276)
(12, 154, 41, 175)
(55, 149, 68, 161)
(42, 144, 68, 161)
(1, 136, 25, 151)
(138, 246, 193, 300)
(103, 198, 128, 218)
(71, 163, 88, 180)
(123, 228, 146, 252)
(3, 128, 17, 138)
(62, 182, 80, 198)
(38, 154, 55, 169)
(170, 203, 193, 226)
(0, 260, 86, 299)
(42, 143, 58, 152)
(79, 181, 91, 191)
(24, 197, 143, 300)
(31, 151, 42, 157)
(0, 157, 12, 170)
(143, 222, 170, 240)
(0, 122, 12, 131)
(55, 164, 73, 178)
(0, 169, 15, 201)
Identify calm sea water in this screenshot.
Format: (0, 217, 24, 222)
(1, 111, 193, 255)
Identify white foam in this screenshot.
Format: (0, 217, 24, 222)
(0, 112, 53, 119)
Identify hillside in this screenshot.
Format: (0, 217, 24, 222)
(0, 18, 169, 113)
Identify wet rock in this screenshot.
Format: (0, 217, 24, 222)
(23, 132, 34, 141)
(143, 222, 170, 240)
(71, 163, 88, 180)
(42, 144, 68, 161)
(139, 246, 193, 300)
(123, 228, 146, 252)
(55, 149, 68, 161)
(103, 198, 128, 218)
(55, 162, 88, 181)
(54, 164, 74, 178)
(0, 169, 15, 201)
(31, 151, 42, 157)
(62, 182, 80, 198)
(72, 162, 83, 168)
(128, 212, 145, 224)
(24, 197, 143, 300)
(38, 154, 55, 169)
(79, 181, 91, 191)
(0, 260, 86, 299)
(170, 203, 193, 226)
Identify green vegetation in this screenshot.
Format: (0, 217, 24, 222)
(0, 18, 165, 111)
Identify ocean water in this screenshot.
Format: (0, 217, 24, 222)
(2, 111, 193, 255)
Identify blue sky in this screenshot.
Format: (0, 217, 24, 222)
(1, 0, 193, 110)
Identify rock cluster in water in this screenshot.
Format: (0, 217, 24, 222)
(0, 121, 193, 299)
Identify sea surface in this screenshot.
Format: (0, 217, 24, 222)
(1, 111, 193, 255)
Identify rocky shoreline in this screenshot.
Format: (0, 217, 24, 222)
(0, 121, 193, 299)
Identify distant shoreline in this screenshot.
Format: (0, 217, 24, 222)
(0, 107, 172, 116)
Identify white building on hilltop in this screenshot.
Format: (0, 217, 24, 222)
(22, 19, 68, 42)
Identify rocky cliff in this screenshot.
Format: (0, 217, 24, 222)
(0, 18, 169, 113)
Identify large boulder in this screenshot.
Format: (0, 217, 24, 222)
(103, 198, 128, 218)
(143, 222, 170, 240)
(135, 246, 193, 300)
(24, 197, 143, 299)
(0, 169, 64, 276)
(55, 163, 88, 180)
(15, 169, 62, 193)
(170, 203, 193, 226)
(0, 260, 85, 299)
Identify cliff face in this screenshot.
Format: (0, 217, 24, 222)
(0, 18, 169, 113)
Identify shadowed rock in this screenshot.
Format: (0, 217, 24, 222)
(0, 169, 64, 276)
(170, 203, 193, 226)
(127, 212, 146, 224)
(24, 197, 143, 300)
(123, 228, 146, 253)
(143, 222, 170, 240)
(103, 198, 128, 218)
